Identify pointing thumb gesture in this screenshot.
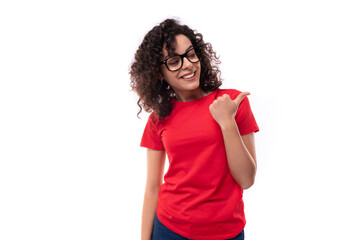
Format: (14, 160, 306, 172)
(233, 91, 250, 107)
(209, 91, 251, 127)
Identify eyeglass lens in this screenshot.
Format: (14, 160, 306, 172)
(166, 49, 199, 71)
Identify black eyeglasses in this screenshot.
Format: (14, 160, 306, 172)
(160, 47, 201, 72)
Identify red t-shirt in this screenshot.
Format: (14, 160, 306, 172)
(140, 89, 259, 240)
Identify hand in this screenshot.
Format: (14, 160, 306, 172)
(209, 92, 250, 127)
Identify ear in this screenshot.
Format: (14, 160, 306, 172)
(158, 72, 165, 81)
(157, 73, 164, 83)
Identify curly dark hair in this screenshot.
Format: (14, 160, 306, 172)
(129, 18, 222, 119)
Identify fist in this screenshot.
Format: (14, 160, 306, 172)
(209, 92, 250, 126)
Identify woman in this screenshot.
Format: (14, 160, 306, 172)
(130, 18, 259, 240)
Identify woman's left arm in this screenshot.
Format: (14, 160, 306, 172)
(209, 93, 257, 189)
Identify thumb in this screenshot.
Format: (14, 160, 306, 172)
(233, 91, 250, 107)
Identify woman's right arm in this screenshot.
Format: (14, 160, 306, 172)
(141, 148, 166, 240)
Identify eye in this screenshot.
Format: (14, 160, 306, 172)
(187, 49, 197, 58)
(167, 57, 180, 66)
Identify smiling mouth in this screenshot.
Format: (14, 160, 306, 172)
(181, 72, 196, 79)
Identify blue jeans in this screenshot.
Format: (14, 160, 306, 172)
(151, 213, 245, 240)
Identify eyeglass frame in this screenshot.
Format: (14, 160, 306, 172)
(160, 47, 202, 72)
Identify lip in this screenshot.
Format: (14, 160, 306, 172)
(180, 71, 196, 81)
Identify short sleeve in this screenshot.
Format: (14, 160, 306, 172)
(231, 89, 260, 136)
(140, 112, 165, 150)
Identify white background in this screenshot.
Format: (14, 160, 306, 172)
(1, 0, 359, 239)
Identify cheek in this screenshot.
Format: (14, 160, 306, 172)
(161, 68, 172, 80)
(163, 72, 179, 84)
(196, 64, 201, 76)
(196, 62, 201, 71)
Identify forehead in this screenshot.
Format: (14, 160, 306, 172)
(162, 34, 192, 56)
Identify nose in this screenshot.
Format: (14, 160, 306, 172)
(182, 56, 192, 69)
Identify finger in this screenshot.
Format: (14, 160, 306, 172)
(233, 92, 250, 107)
(216, 94, 228, 100)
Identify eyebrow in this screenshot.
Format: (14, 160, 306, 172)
(165, 45, 194, 59)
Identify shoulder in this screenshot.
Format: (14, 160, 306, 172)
(148, 111, 160, 124)
(148, 111, 167, 128)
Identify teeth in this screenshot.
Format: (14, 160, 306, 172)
(182, 72, 195, 79)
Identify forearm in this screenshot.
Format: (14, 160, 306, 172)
(141, 191, 159, 240)
(220, 119, 256, 189)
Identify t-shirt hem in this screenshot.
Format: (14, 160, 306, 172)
(240, 127, 260, 136)
(156, 211, 245, 240)
(140, 143, 165, 151)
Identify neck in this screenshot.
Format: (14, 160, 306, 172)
(175, 88, 210, 102)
